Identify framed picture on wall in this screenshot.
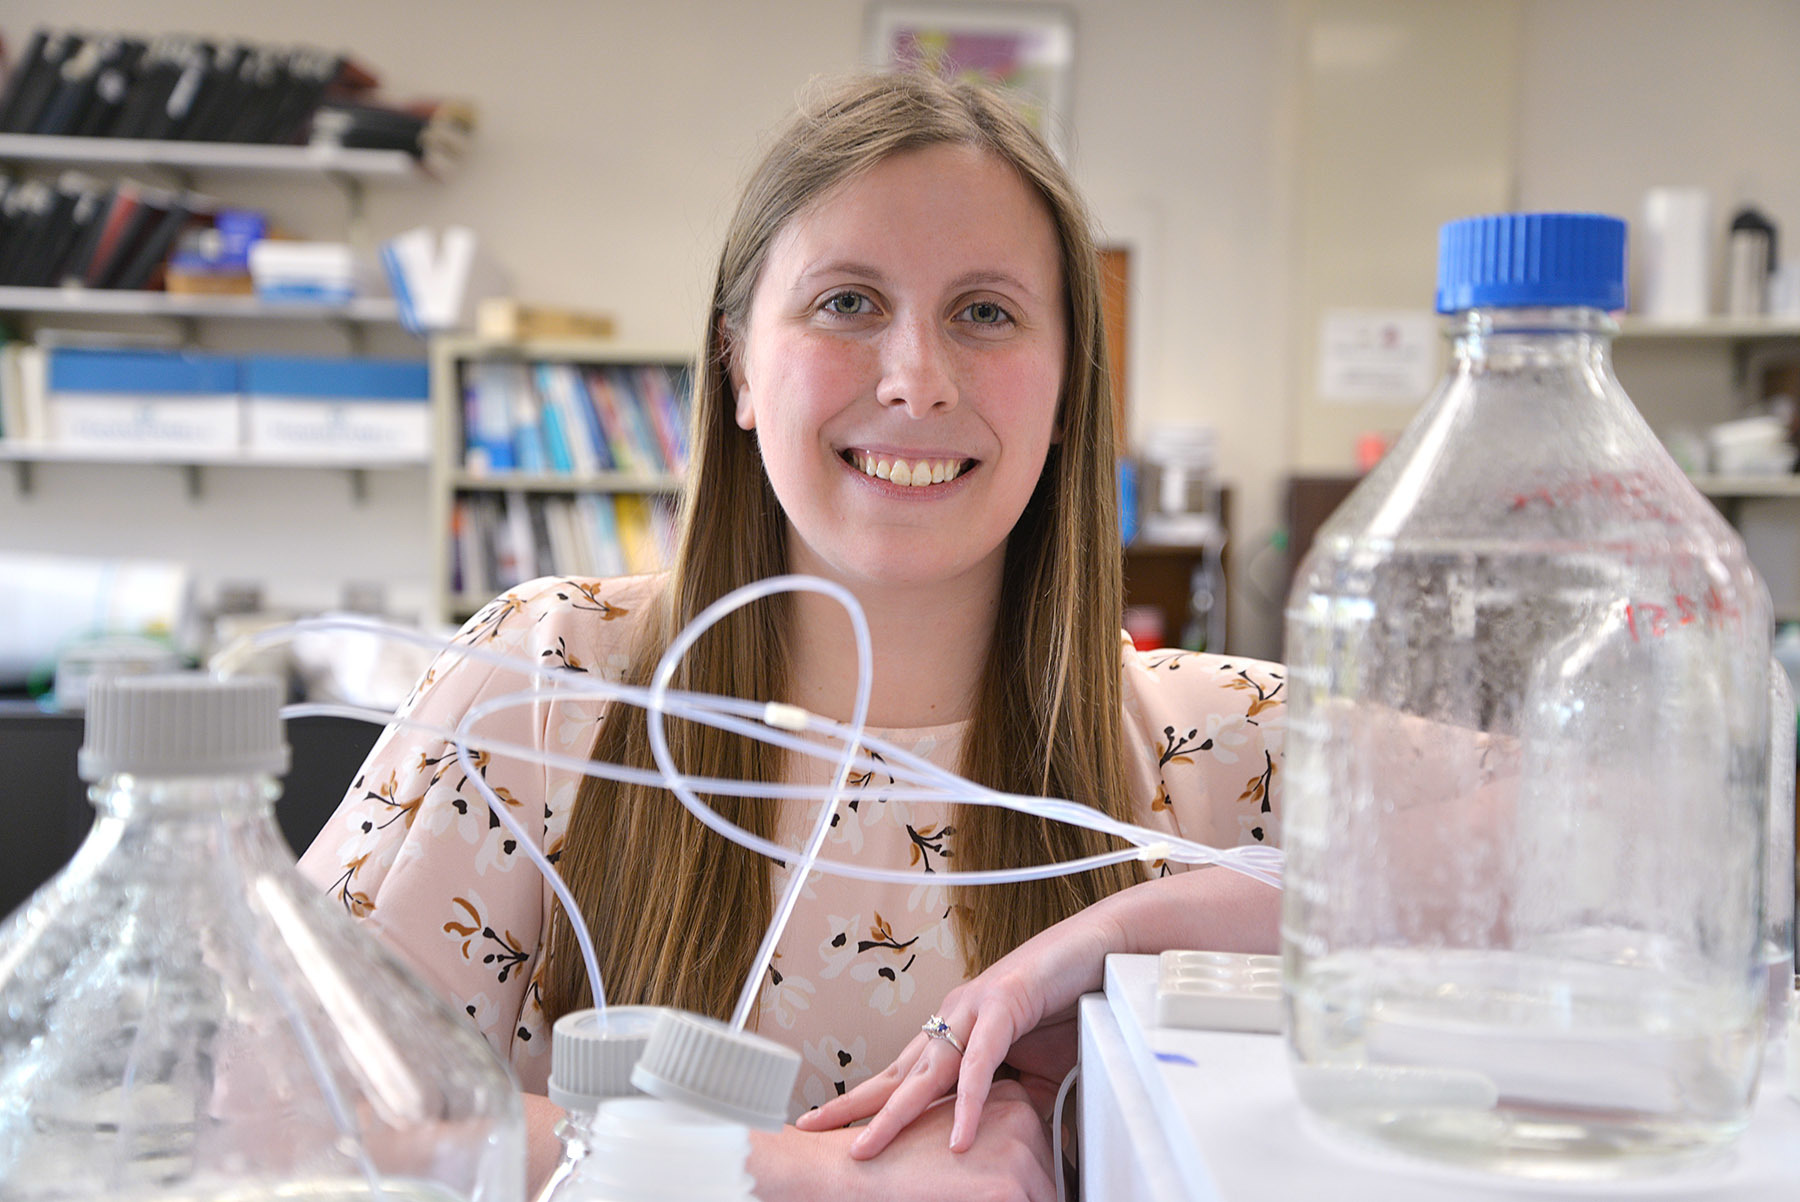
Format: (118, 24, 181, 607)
(865, 3, 1075, 159)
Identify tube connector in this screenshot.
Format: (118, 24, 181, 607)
(762, 702, 813, 732)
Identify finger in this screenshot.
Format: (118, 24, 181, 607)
(796, 1034, 929, 1130)
(848, 1040, 961, 1159)
(947, 1008, 1017, 1152)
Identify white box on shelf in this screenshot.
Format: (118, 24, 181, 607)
(243, 355, 430, 462)
(45, 348, 240, 452)
(247, 240, 372, 305)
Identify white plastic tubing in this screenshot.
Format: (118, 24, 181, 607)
(227, 575, 1284, 1032)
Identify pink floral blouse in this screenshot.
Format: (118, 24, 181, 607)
(296, 573, 1285, 1115)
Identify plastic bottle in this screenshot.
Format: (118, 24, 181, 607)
(0, 673, 525, 1200)
(1283, 213, 1772, 1179)
(1771, 663, 1798, 1039)
(537, 1007, 798, 1202)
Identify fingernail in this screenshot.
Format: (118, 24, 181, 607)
(949, 1120, 964, 1148)
(851, 1131, 869, 1153)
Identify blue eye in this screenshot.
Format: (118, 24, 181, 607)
(962, 300, 1011, 325)
(823, 291, 871, 316)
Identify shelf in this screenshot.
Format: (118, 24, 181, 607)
(0, 442, 427, 470)
(449, 470, 682, 494)
(0, 286, 400, 323)
(437, 335, 691, 364)
(1689, 474, 1800, 499)
(0, 133, 419, 178)
(1617, 317, 1800, 341)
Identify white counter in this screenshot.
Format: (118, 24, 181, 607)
(1079, 954, 1800, 1201)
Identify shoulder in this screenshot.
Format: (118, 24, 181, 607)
(1119, 635, 1287, 728)
(449, 573, 665, 675)
(1117, 635, 1287, 848)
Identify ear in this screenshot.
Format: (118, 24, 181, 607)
(722, 314, 756, 431)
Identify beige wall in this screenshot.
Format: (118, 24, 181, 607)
(2, 1, 1798, 654)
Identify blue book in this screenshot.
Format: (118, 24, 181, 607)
(502, 363, 547, 474)
(468, 364, 516, 472)
(538, 388, 575, 474)
(559, 364, 616, 472)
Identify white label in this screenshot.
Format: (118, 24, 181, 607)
(1318, 309, 1438, 403)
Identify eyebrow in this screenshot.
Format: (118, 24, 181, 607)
(794, 259, 1044, 298)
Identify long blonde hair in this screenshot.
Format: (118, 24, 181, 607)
(542, 72, 1136, 1023)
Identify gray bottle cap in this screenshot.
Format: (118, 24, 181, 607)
(629, 1009, 801, 1132)
(547, 1005, 662, 1113)
(79, 673, 289, 781)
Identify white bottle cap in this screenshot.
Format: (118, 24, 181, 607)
(629, 1009, 801, 1132)
(78, 673, 289, 781)
(546, 1005, 662, 1113)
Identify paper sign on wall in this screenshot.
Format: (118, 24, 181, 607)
(1317, 309, 1438, 402)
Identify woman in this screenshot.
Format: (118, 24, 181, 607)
(300, 71, 1284, 1198)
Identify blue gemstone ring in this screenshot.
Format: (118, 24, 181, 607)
(922, 1013, 965, 1055)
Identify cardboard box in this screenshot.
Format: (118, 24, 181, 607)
(243, 355, 430, 462)
(46, 349, 241, 453)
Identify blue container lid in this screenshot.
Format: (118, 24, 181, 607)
(243, 355, 429, 401)
(48, 348, 239, 395)
(1436, 212, 1627, 313)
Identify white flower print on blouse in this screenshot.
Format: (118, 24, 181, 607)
(1202, 711, 1251, 764)
(801, 1034, 871, 1111)
(761, 957, 817, 1031)
(816, 912, 864, 980)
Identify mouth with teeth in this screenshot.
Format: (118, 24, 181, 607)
(843, 449, 974, 488)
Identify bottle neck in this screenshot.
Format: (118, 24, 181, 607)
(1448, 305, 1618, 369)
(91, 772, 282, 821)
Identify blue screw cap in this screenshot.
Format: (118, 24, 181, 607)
(1436, 212, 1627, 314)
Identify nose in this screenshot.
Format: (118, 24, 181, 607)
(874, 313, 958, 417)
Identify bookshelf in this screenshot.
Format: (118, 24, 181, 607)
(429, 336, 694, 623)
(0, 286, 399, 322)
(0, 132, 425, 330)
(0, 134, 419, 178)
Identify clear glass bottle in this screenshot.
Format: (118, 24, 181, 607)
(1283, 213, 1771, 1178)
(0, 673, 525, 1200)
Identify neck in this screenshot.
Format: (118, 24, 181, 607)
(783, 558, 1001, 730)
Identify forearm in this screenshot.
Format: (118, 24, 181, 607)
(523, 1092, 568, 1196)
(1100, 865, 1282, 959)
(1001, 865, 1281, 1026)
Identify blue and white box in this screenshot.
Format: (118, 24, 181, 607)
(243, 355, 431, 461)
(46, 349, 241, 453)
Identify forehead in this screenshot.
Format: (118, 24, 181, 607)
(763, 142, 1064, 286)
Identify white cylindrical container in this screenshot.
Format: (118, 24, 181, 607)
(547, 1098, 756, 1202)
(1638, 187, 1712, 320)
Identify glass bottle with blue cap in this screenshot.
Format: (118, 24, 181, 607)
(1283, 213, 1772, 1178)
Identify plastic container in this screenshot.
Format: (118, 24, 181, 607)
(1283, 213, 1772, 1179)
(1770, 662, 1797, 1040)
(0, 673, 525, 1200)
(537, 1007, 797, 1202)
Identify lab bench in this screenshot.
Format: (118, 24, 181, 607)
(1079, 954, 1800, 1201)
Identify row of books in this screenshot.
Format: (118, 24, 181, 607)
(462, 360, 693, 478)
(452, 491, 678, 599)
(0, 29, 377, 144)
(0, 172, 208, 290)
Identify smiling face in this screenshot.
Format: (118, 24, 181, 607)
(728, 142, 1068, 596)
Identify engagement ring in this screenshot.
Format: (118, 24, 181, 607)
(921, 1014, 965, 1055)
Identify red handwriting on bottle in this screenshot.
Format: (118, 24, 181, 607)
(1624, 587, 1742, 641)
(1508, 470, 1684, 526)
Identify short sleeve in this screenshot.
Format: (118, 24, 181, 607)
(295, 575, 658, 1082)
(1119, 637, 1286, 862)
